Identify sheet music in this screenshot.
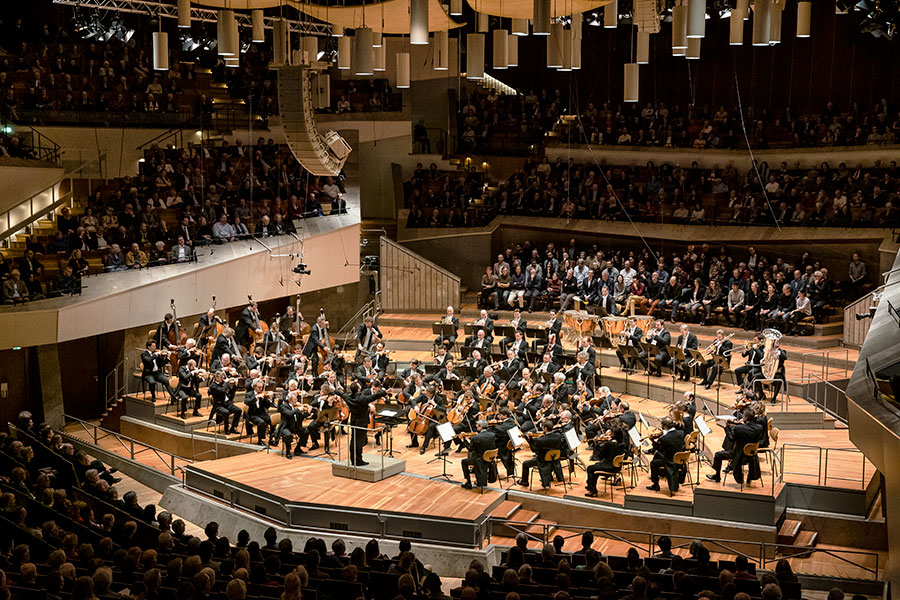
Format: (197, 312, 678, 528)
(380, 409, 398, 417)
(628, 427, 641, 446)
(695, 414, 712, 435)
(437, 421, 456, 443)
(639, 411, 650, 429)
(564, 428, 581, 451)
(508, 426, 525, 448)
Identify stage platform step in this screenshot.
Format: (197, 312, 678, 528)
(489, 500, 522, 520)
(781, 530, 820, 555)
(332, 453, 407, 482)
(778, 519, 803, 545)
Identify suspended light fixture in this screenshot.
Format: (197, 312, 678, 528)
(272, 19, 287, 64)
(559, 26, 573, 71)
(251, 10, 264, 42)
(686, 0, 706, 38)
(410, 0, 429, 44)
(636, 31, 650, 64)
(433, 29, 449, 70)
(338, 35, 351, 69)
(354, 26, 374, 75)
(533, 0, 551, 35)
(512, 18, 529, 35)
(374, 44, 386, 70)
(768, 1, 783, 44)
(752, 0, 770, 46)
(572, 14, 582, 69)
(604, 0, 618, 28)
(729, 6, 745, 44)
(508, 33, 519, 66)
(225, 55, 239, 68)
(547, 22, 563, 67)
(178, 0, 191, 28)
(450, 0, 463, 16)
(796, 1, 811, 37)
(686, 36, 701, 58)
(217, 10, 237, 56)
(672, 45, 686, 56)
(493, 29, 509, 69)
(397, 51, 410, 87)
(624, 63, 639, 102)
(672, 4, 687, 49)
(466, 33, 485, 79)
(303, 36, 318, 64)
(373, 32, 383, 47)
(153, 31, 169, 70)
(478, 12, 490, 32)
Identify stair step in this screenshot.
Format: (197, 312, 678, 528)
(489, 500, 522, 520)
(525, 518, 557, 536)
(780, 530, 819, 555)
(508, 508, 540, 525)
(777, 519, 802, 545)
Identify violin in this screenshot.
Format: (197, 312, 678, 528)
(591, 429, 615, 445)
(316, 393, 349, 424)
(641, 427, 663, 442)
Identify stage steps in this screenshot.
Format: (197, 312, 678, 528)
(777, 518, 820, 555)
(490, 505, 559, 541)
(99, 395, 128, 432)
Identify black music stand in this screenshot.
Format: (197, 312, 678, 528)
(433, 322, 456, 355)
(428, 421, 456, 482)
(713, 355, 731, 415)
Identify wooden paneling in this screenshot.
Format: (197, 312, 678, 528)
(380, 237, 461, 312)
(843, 289, 879, 348)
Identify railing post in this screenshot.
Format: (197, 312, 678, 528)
(130, 439, 135, 460)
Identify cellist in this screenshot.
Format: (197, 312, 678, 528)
(411, 384, 447, 455)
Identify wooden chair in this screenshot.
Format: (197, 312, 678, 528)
(472, 448, 500, 494)
(529, 449, 566, 492)
(592, 454, 627, 502)
(673, 450, 694, 492)
(739, 442, 760, 491)
(756, 427, 780, 478)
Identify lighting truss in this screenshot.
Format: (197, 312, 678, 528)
(53, 0, 332, 36)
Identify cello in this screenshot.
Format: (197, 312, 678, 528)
(246, 294, 269, 355)
(168, 299, 189, 370)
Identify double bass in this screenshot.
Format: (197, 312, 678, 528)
(168, 299, 189, 370)
(246, 294, 270, 355)
(200, 296, 226, 369)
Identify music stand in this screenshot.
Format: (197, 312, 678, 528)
(687, 349, 706, 382)
(442, 378, 463, 393)
(428, 421, 457, 482)
(433, 322, 456, 355)
(713, 355, 731, 414)
(375, 408, 401, 457)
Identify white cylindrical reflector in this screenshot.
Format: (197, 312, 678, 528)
(478, 12, 490, 32)
(624, 63, 639, 102)
(493, 29, 508, 69)
(338, 35, 351, 69)
(533, 0, 551, 35)
(411, 0, 429, 44)
(547, 22, 563, 67)
(604, 0, 618, 28)
(354, 27, 374, 75)
(686, 36, 701, 58)
(769, 2, 783, 43)
(178, 0, 191, 28)
(434, 30, 449, 70)
(303, 36, 318, 63)
(374, 44, 386, 70)
(672, 5, 687, 49)
(573, 12, 583, 38)
(466, 33, 484, 79)
(153, 32, 169, 70)
(797, 1, 811, 37)
(373, 32, 383, 47)
(272, 19, 287, 64)
(560, 26, 573, 71)
(251, 10, 264, 42)
(729, 8, 745, 44)
(572, 28, 582, 68)
(450, 0, 463, 15)
(217, 10, 237, 56)
(672, 45, 686, 56)
(225, 55, 239, 68)
(512, 18, 529, 35)
(397, 52, 410, 87)
(508, 33, 519, 66)
(687, 0, 706, 38)
(637, 31, 650, 64)
(752, 0, 771, 46)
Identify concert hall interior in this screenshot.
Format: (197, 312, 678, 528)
(3, 1, 900, 599)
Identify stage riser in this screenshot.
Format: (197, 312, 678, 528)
(786, 509, 888, 551)
(784, 484, 869, 516)
(693, 485, 788, 525)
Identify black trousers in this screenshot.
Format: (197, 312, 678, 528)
(177, 389, 202, 415)
(307, 421, 332, 451)
(247, 415, 272, 442)
(214, 404, 242, 430)
(733, 364, 761, 387)
(279, 424, 310, 450)
(143, 372, 175, 399)
(350, 419, 368, 464)
(521, 458, 563, 487)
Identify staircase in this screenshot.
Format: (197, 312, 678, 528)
(777, 518, 819, 555)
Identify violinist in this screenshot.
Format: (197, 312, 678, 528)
(195, 308, 224, 350)
(245, 378, 276, 447)
(433, 347, 450, 368)
(307, 382, 344, 453)
(346, 380, 388, 466)
(646, 417, 686, 493)
(518, 368, 535, 394)
(733, 333, 764, 387)
(178, 338, 204, 367)
(615, 316, 643, 371)
(287, 360, 314, 392)
(516, 384, 545, 421)
(500, 309, 528, 353)
(277, 391, 311, 459)
(464, 349, 488, 373)
(155, 313, 179, 351)
(141, 340, 176, 402)
(215, 353, 242, 380)
(752, 401, 770, 450)
(460, 419, 498, 489)
(356, 315, 384, 359)
(434, 305, 460, 350)
(700, 329, 733, 389)
(235, 301, 263, 349)
(489, 407, 517, 477)
(706, 408, 762, 484)
(533, 353, 560, 379)
(355, 356, 378, 387)
(209, 370, 242, 434)
(594, 386, 619, 414)
(416, 385, 448, 455)
(175, 358, 204, 419)
(639, 319, 671, 377)
(517, 419, 565, 489)
(550, 371, 570, 405)
(521, 394, 555, 434)
(450, 390, 480, 452)
(467, 328, 491, 354)
(280, 379, 300, 407)
(618, 401, 637, 430)
(245, 345, 271, 377)
(566, 351, 596, 392)
(303, 314, 332, 374)
(400, 358, 425, 386)
(670, 324, 699, 381)
(465, 309, 495, 347)
(372, 342, 391, 376)
(585, 418, 629, 497)
(211, 327, 241, 366)
(476, 366, 499, 404)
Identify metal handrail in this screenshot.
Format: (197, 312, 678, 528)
(800, 347, 851, 382)
(780, 442, 869, 489)
(806, 372, 849, 423)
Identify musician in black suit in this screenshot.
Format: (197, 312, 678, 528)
(371, 343, 390, 376)
(495, 349, 523, 386)
(355, 356, 378, 387)
(416, 386, 448, 455)
(276, 391, 310, 459)
(541, 333, 564, 363)
(155, 313, 179, 350)
(141, 341, 176, 401)
(461, 420, 498, 489)
(585, 418, 629, 497)
(356, 316, 383, 359)
(576, 338, 597, 367)
(647, 417, 686, 493)
(639, 319, 671, 376)
(235, 301, 263, 348)
(733, 334, 764, 387)
(490, 408, 518, 477)
(500, 309, 528, 353)
(517, 420, 565, 489)
(669, 324, 699, 381)
(464, 349, 488, 373)
(175, 359, 203, 418)
(209, 371, 242, 433)
(532, 353, 560, 380)
(507, 330, 529, 363)
(700, 329, 733, 389)
(706, 408, 763, 484)
(467, 329, 491, 354)
(434, 306, 460, 350)
(596, 286, 618, 317)
(618, 401, 637, 430)
(544, 310, 562, 338)
(566, 351, 597, 392)
(615, 317, 643, 371)
(345, 380, 388, 465)
(211, 327, 241, 366)
(399, 358, 425, 384)
(194, 308, 223, 350)
(465, 310, 495, 347)
(433, 347, 451, 368)
(303, 314, 332, 374)
(245, 379, 275, 446)
(306, 383, 346, 453)
(757, 341, 786, 403)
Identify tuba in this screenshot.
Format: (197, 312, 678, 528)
(760, 328, 783, 380)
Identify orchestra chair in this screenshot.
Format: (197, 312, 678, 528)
(672, 451, 694, 492)
(756, 427, 780, 478)
(684, 430, 702, 483)
(593, 454, 628, 502)
(466, 448, 500, 494)
(735, 442, 760, 492)
(528, 449, 566, 493)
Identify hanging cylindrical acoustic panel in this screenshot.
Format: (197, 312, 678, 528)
(410, 0, 429, 44)
(672, 5, 687, 49)
(604, 0, 618, 28)
(450, 0, 463, 15)
(373, 32, 383, 47)
(433, 29, 449, 69)
(572, 28, 582, 68)
(493, 29, 508, 69)
(796, 1, 811, 37)
(686, 36, 701, 58)
(272, 19, 287, 64)
(231, 13, 240, 56)
(752, 0, 770, 46)
(573, 12, 583, 38)
(769, 1, 783, 43)
(512, 18, 529, 35)
(466, 33, 484, 79)
(478, 12, 490, 32)
(738, 0, 749, 19)
(303, 36, 318, 63)
(623, 63, 639, 102)
(636, 31, 650, 64)
(178, 0, 191, 28)
(686, 0, 706, 38)
(533, 0, 551, 35)
(559, 26, 573, 71)
(507, 33, 519, 66)
(153, 32, 169, 70)
(374, 44, 386, 70)
(397, 52, 410, 87)
(354, 26, 374, 75)
(547, 22, 563, 67)
(338, 35, 351, 69)
(251, 10, 264, 42)
(729, 7, 745, 44)
(217, 10, 237, 56)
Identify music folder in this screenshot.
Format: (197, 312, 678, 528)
(437, 421, 456, 443)
(628, 426, 641, 446)
(695, 414, 712, 435)
(508, 426, 525, 448)
(564, 427, 581, 451)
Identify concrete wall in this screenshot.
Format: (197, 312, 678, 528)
(0, 164, 65, 216)
(401, 230, 492, 291)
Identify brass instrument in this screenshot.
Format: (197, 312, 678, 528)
(689, 332, 736, 367)
(760, 328, 783, 380)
